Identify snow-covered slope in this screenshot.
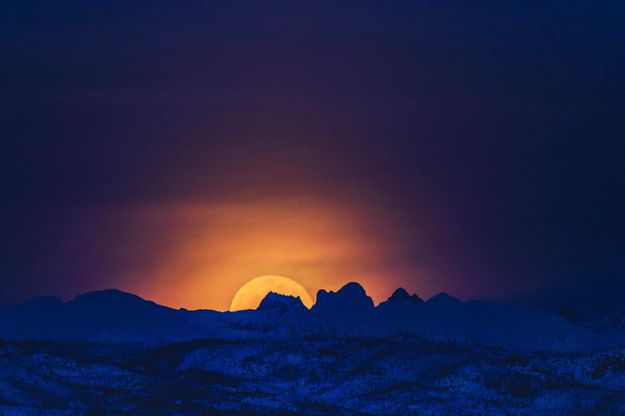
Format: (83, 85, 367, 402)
(2, 337, 625, 415)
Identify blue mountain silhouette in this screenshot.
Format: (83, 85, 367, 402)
(3, 282, 625, 414)
(0, 282, 619, 350)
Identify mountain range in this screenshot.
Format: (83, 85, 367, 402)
(1, 282, 623, 351)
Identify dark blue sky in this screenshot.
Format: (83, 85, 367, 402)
(1, 1, 624, 318)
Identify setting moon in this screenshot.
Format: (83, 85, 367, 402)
(230, 275, 314, 311)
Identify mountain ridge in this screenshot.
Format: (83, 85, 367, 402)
(0, 283, 619, 351)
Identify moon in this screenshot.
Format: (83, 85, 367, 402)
(230, 275, 314, 311)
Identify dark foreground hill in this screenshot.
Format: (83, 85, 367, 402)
(1, 336, 625, 415)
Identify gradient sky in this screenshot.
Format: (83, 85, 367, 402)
(1, 1, 624, 318)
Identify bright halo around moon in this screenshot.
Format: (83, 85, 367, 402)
(229, 275, 314, 311)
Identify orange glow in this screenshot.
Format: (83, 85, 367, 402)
(112, 197, 408, 310)
(230, 275, 314, 311)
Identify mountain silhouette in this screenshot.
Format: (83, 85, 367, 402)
(313, 282, 374, 312)
(257, 291, 307, 314)
(2, 283, 623, 415)
(427, 292, 462, 306)
(379, 288, 423, 306)
(0, 289, 215, 343)
(0, 282, 617, 351)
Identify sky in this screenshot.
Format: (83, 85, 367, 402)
(1, 1, 624, 319)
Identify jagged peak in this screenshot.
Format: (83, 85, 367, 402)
(428, 292, 461, 306)
(313, 281, 374, 310)
(258, 291, 306, 314)
(384, 288, 423, 305)
(338, 281, 368, 296)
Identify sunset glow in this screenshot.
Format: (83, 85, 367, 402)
(113, 197, 404, 311)
(230, 275, 314, 311)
